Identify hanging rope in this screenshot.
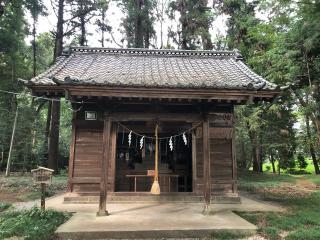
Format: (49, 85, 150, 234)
(0, 89, 86, 113)
(117, 121, 200, 140)
(0, 89, 83, 104)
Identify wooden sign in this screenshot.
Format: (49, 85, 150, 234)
(31, 166, 54, 210)
(85, 111, 97, 120)
(31, 166, 54, 185)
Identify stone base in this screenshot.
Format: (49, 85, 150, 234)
(63, 192, 241, 204)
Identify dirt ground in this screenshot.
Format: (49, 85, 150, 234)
(249, 177, 320, 201)
(0, 173, 67, 203)
(0, 190, 30, 202)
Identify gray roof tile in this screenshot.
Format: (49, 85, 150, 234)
(29, 47, 279, 91)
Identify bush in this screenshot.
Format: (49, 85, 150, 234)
(286, 169, 311, 175)
(297, 153, 308, 170)
(0, 202, 11, 212)
(0, 207, 70, 240)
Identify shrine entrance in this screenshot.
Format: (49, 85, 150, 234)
(115, 121, 193, 193)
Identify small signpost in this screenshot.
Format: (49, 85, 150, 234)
(31, 166, 54, 210)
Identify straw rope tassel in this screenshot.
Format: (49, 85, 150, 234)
(151, 124, 160, 195)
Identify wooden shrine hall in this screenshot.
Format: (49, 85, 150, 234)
(27, 47, 279, 215)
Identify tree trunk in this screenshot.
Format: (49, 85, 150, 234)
(159, 0, 165, 48)
(101, 11, 105, 47)
(144, 28, 150, 48)
(180, 1, 188, 50)
(305, 115, 320, 174)
(80, 1, 86, 46)
(134, 0, 143, 48)
(48, 0, 64, 171)
(240, 138, 246, 169)
(0, 149, 4, 169)
(200, 0, 213, 50)
(270, 151, 276, 174)
(293, 89, 320, 144)
(5, 108, 18, 177)
(45, 101, 52, 149)
(54, 0, 64, 59)
(248, 127, 260, 172)
(32, 18, 37, 77)
(48, 100, 60, 171)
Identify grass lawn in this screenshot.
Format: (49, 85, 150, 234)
(262, 159, 316, 174)
(237, 171, 320, 240)
(0, 173, 70, 240)
(0, 207, 71, 240)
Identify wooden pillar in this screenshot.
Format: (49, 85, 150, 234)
(231, 109, 237, 193)
(202, 113, 211, 213)
(67, 112, 77, 192)
(191, 127, 197, 193)
(41, 183, 46, 210)
(48, 100, 60, 171)
(97, 113, 111, 216)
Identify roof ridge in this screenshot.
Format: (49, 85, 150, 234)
(64, 46, 242, 58)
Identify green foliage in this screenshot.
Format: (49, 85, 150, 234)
(168, 0, 214, 49)
(237, 173, 320, 240)
(297, 153, 308, 170)
(210, 231, 252, 239)
(120, 0, 156, 48)
(0, 202, 11, 212)
(0, 207, 70, 240)
(286, 227, 320, 240)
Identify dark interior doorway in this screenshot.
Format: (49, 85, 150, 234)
(115, 121, 193, 192)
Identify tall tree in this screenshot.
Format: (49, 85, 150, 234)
(168, 0, 214, 50)
(216, 0, 299, 172)
(120, 0, 156, 48)
(54, 0, 65, 58)
(0, 0, 33, 171)
(67, 0, 96, 46)
(25, 0, 46, 77)
(96, 0, 110, 47)
(48, 0, 66, 171)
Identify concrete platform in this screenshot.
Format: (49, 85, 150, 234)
(42, 194, 284, 240)
(56, 204, 257, 239)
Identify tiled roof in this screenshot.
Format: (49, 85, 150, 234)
(29, 47, 279, 91)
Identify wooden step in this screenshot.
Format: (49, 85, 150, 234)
(63, 192, 241, 204)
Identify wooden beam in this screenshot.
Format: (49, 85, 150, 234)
(111, 112, 201, 122)
(70, 177, 100, 184)
(97, 113, 112, 216)
(202, 113, 211, 213)
(67, 112, 77, 192)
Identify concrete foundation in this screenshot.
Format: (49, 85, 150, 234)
(41, 194, 284, 240)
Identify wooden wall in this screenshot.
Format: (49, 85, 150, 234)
(68, 109, 117, 194)
(193, 109, 235, 196)
(68, 103, 236, 197)
(71, 120, 103, 193)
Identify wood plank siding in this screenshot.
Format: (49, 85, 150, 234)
(194, 110, 235, 196)
(68, 103, 237, 198)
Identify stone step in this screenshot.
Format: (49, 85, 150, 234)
(57, 228, 255, 239)
(56, 210, 256, 240)
(63, 193, 241, 204)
